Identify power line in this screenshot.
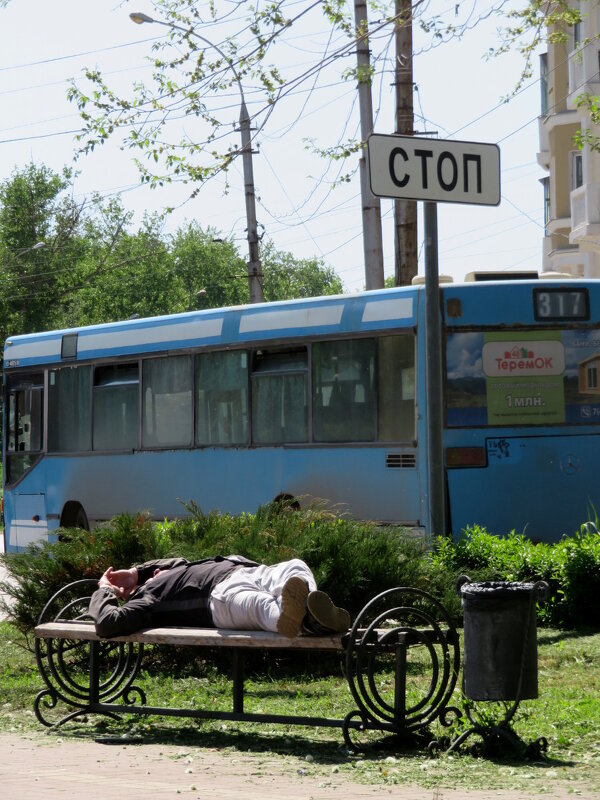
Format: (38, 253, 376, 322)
(0, 0, 554, 290)
(0, 36, 160, 72)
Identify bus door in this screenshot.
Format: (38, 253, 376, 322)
(5, 372, 46, 547)
(12, 492, 47, 548)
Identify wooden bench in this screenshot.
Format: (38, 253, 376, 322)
(33, 580, 461, 749)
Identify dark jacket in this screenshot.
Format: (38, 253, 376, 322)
(88, 556, 258, 638)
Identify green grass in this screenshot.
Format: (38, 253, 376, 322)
(1, 621, 600, 793)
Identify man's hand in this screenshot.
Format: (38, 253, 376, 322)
(98, 566, 138, 600)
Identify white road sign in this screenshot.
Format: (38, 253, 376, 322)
(368, 134, 501, 206)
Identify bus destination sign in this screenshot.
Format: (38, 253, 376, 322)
(367, 134, 501, 206)
(533, 288, 590, 321)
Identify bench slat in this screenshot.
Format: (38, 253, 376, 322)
(35, 621, 345, 650)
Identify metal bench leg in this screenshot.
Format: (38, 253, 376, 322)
(232, 649, 244, 714)
(394, 638, 407, 727)
(89, 640, 100, 706)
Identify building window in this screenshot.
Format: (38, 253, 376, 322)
(541, 177, 551, 229)
(540, 53, 548, 116)
(570, 151, 583, 191)
(588, 365, 598, 389)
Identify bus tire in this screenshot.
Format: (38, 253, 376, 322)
(273, 493, 300, 512)
(60, 502, 89, 531)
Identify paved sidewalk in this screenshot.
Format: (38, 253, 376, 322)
(0, 732, 593, 800)
(0, 535, 11, 622)
(0, 535, 15, 623)
(0, 535, 597, 800)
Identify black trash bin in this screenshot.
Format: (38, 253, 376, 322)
(459, 579, 548, 701)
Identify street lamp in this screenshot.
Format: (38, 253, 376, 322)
(130, 12, 264, 304)
(15, 241, 46, 258)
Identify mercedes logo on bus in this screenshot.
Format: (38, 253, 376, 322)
(560, 453, 581, 476)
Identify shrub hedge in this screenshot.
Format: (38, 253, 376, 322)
(431, 523, 600, 629)
(1, 507, 599, 635)
(0, 504, 439, 634)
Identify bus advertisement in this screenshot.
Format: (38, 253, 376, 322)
(3, 278, 600, 552)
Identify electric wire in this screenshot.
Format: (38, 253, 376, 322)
(0, 0, 582, 288)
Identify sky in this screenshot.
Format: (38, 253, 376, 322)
(0, 1, 546, 293)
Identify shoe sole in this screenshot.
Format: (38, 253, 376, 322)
(306, 591, 350, 633)
(277, 576, 309, 637)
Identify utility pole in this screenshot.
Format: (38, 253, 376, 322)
(354, 0, 384, 290)
(239, 99, 264, 303)
(394, 0, 418, 286)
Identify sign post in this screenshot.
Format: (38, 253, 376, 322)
(367, 134, 501, 537)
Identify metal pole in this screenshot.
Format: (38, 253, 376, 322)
(424, 201, 445, 536)
(239, 99, 264, 303)
(354, 0, 384, 290)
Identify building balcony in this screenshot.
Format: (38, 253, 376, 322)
(542, 235, 584, 273)
(570, 183, 600, 249)
(546, 216, 571, 236)
(538, 109, 579, 152)
(537, 116, 550, 168)
(568, 46, 600, 109)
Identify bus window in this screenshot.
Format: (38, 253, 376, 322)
(6, 372, 44, 485)
(378, 335, 415, 442)
(312, 338, 376, 442)
(93, 363, 139, 450)
(251, 347, 308, 444)
(48, 365, 92, 452)
(143, 355, 192, 448)
(195, 350, 249, 446)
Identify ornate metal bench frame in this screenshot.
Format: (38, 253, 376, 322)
(34, 582, 461, 749)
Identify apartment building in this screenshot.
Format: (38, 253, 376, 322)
(538, 2, 600, 276)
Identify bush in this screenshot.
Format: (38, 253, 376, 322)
(0, 503, 445, 635)
(0, 513, 175, 633)
(4, 510, 599, 637)
(431, 524, 600, 629)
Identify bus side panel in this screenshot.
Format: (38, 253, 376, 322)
(447, 433, 600, 542)
(36, 448, 425, 531)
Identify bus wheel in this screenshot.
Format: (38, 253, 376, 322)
(273, 494, 300, 512)
(60, 502, 89, 531)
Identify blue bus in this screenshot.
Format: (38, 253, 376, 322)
(3, 278, 600, 552)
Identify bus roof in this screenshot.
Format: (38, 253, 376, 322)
(6, 278, 600, 369)
(3, 286, 419, 368)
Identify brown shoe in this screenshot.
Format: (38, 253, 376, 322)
(306, 591, 350, 633)
(277, 576, 309, 637)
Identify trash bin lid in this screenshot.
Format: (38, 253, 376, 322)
(460, 580, 537, 599)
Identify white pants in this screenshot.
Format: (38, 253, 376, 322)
(209, 558, 317, 632)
